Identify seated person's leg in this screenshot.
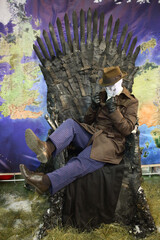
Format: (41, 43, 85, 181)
(47, 145, 105, 195)
(48, 118, 92, 156)
(20, 145, 105, 195)
(25, 119, 92, 163)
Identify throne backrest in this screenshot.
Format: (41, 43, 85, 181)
(34, 8, 140, 124)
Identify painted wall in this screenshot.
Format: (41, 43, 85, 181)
(0, 0, 160, 172)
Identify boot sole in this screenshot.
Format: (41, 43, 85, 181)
(25, 129, 48, 163)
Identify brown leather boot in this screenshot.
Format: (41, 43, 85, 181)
(20, 164, 51, 194)
(25, 128, 55, 163)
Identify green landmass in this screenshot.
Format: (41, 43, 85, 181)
(145, 141, 150, 149)
(0, 21, 42, 119)
(136, 61, 158, 76)
(132, 60, 160, 127)
(143, 151, 149, 158)
(151, 128, 160, 149)
(155, 137, 160, 148)
(133, 61, 160, 107)
(140, 147, 144, 154)
(140, 38, 157, 54)
(133, 37, 159, 111)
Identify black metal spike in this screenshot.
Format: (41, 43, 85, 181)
(64, 13, 73, 52)
(72, 39, 77, 54)
(49, 22, 60, 56)
(33, 44, 44, 66)
(105, 15, 113, 45)
(43, 30, 55, 58)
(132, 45, 140, 62)
(57, 17, 66, 54)
(72, 11, 79, 50)
(123, 32, 133, 53)
(93, 10, 98, 41)
(117, 24, 128, 52)
(80, 9, 85, 43)
(127, 37, 137, 58)
(37, 37, 50, 60)
(111, 18, 120, 47)
(99, 12, 104, 44)
(65, 41, 71, 55)
(87, 8, 92, 42)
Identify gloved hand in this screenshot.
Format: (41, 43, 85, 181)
(91, 92, 100, 110)
(106, 97, 117, 113)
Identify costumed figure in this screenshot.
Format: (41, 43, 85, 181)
(20, 66, 138, 196)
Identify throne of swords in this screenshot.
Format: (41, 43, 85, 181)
(33, 8, 156, 239)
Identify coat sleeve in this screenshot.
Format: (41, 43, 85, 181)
(108, 98, 138, 136)
(84, 90, 106, 124)
(83, 105, 98, 125)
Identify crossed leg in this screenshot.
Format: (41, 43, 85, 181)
(20, 118, 105, 195)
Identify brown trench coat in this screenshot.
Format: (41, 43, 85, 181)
(77, 87, 138, 164)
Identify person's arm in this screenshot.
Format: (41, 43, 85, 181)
(106, 97, 138, 136)
(83, 93, 100, 124)
(83, 105, 98, 124)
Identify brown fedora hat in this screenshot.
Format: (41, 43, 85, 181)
(99, 66, 127, 87)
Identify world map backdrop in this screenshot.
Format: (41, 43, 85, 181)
(0, 0, 160, 173)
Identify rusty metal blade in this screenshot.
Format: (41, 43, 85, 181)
(111, 18, 120, 46)
(123, 32, 133, 53)
(105, 15, 113, 45)
(80, 9, 85, 43)
(117, 24, 128, 52)
(72, 11, 79, 49)
(33, 44, 44, 65)
(49, 22, 60, 56)
(87, 8, 92, 42)
(127, 37, 137, 57)
(99, 12, 104, 43)
(57, 17, 66, 54)
(43, 30, 55, 58)
(37, 36, 50, 60)
(64, 13, 73, 52)
(132, 45, 140, 62)
(93, 9, 98, 41)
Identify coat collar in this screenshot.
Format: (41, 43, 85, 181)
(120, 87, 132, 99)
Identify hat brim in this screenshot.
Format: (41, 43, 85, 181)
(98, 71, 127, 87)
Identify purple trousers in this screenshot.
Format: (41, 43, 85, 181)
(47, 119, 105, 195)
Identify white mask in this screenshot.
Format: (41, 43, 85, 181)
(105, 79, 123, 99)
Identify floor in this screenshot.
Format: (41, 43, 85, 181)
(0, 176, 160, 240)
